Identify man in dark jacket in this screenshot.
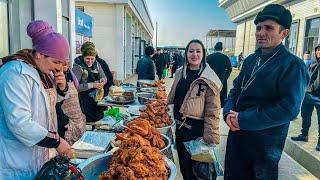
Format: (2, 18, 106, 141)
(170, 50, 184, 78)
(163, 48, 171, 67)
(136, 46, 155, 80)
(223, 4, 310, 180)
(291, 44, 320, 151)
(207, 42, 232, 106)
(153, 48, 166, 80)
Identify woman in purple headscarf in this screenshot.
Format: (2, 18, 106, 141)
(0, 20, 73, 179)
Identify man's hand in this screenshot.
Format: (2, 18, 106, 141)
(229, 110, 240, 129)
(226, 110, 240, 131)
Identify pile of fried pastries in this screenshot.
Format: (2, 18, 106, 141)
(150, 80, 167, 100)
(155, 86, 167, 100)
(99, 146, 168, 180)
(150, 80, 165, 87)
(139, 100, 172, 128)
(116, 118, 166, 149)
(99, 119, 169, 180)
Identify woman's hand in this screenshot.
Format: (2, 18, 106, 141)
(56, 138, 73, 158)
(93, 82, 104, 89)
(54, 66, 67, 91)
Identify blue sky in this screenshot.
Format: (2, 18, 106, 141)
(145, 0, 236, 47)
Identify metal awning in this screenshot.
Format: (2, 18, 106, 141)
(206, 29, 236, 37)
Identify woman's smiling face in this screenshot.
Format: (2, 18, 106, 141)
(187, 42, 203, 70)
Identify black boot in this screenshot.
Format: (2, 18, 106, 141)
(316, 138, 320, 151)
(291, 134, 308, 142)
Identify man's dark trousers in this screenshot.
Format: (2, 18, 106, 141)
(224, 124, 289, 180)
(301, 100, 320, 136)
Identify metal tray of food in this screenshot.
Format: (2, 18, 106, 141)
(127, 105, 146, 116)
(104, 95, 135, 105)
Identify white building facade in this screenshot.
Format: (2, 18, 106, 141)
(0, 0, 76, 60)
(75, 0, 154, 80)
(219, 0, 320, 58)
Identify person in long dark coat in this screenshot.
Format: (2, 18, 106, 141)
(206, 42, 232, 106)
(291, 44, 320, 151)
(153, 48, 166, 80)
(136, 46, 156, 81)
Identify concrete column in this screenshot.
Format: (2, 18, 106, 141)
(69, 0, 76, 64)
(114, 4, 125, 80)
(33, 0, 62, 33)
(8, 0, 32, 53)
(125, 11, 133, 77)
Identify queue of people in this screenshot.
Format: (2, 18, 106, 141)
(0, 3, 319, 180)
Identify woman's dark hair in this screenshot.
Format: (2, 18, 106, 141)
(145, 46, 155, 56)
(1, 49, 38, 67)
(185, 39, 206, 66)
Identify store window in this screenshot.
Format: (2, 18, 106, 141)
(0, 0, 9, 57)
(285, 21, 299, 54)
(304, 17, 320, 58)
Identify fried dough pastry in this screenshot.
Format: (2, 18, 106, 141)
(138, 100, 172, 128)
(99, 146, 169, 180)
(151, 80, 165, 87)
(115, 119, 165, 149)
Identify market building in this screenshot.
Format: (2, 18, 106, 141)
(75, 0, 154, 80)
(219, 0, 320, 58)
(205, 29, 236, 55)
(0, 0, 76, 59)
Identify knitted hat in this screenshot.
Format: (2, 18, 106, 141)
(254, 4, 292, 29)
(81, 42, 96, 57)
(27, 20, 69, 61)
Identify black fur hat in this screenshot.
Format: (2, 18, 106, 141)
(254, 4, 292, 29)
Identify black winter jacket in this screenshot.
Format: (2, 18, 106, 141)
(207, 52, 232, 106)
(136, 55, 156, 80)
(223, 44, 310, 131)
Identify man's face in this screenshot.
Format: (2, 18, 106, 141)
(255, 20, 289, 52)
(316, 47, 320, 59)
(303, 53, 311, 60)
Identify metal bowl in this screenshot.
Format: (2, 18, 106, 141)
(139, 87, 158, 93)
(78, 152, 177, 180)
(137, 79, 155, 88)
(136, 92, 156, 104)
(156, 119, 175, 136)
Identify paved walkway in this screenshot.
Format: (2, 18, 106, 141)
(123, 69, 317, 179)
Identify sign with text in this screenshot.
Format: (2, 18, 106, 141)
(75, 8, 92, 37)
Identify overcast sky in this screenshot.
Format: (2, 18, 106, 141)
(145, 0, 236, 47)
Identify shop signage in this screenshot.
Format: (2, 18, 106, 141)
(75, 8, 92, 37)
